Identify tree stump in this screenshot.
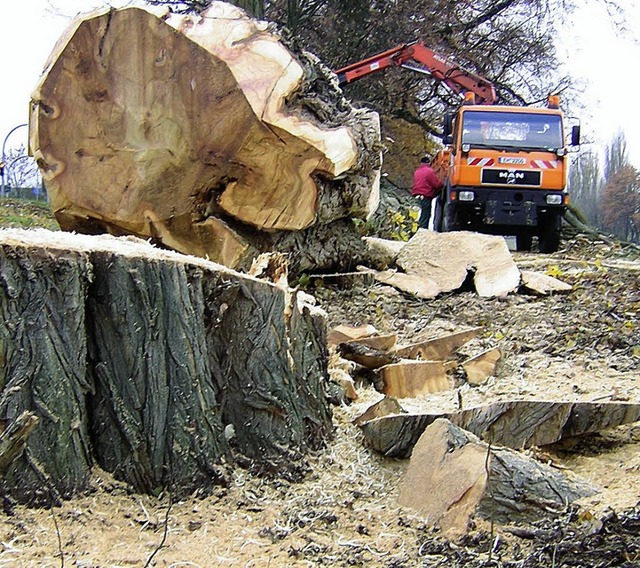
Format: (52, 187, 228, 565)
(29, 2, 381, 273)
(0, 228, 332, 503)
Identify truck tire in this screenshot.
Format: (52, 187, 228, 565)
(516, 232, 533, 252)
(442, 203, 462, 232)
(538, 212, 562, 253)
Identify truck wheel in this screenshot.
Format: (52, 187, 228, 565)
(516, 232, 532, 252)
(442, 203, 461, 232)
(538, 212, 562, 253)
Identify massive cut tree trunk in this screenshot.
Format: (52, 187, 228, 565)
(0, 228, 332, 503)
(29, 2, 380, 273)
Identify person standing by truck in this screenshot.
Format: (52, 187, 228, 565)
(412, 156, 443, 229)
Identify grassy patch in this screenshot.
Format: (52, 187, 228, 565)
(0, 197, 58, 230)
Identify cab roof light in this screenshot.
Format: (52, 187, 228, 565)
(547, 95, 560, 109)
(463, 91, 476, 105)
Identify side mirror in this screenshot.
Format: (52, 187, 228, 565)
(442, 113, 454, 144)
(571, 124, 580, 146)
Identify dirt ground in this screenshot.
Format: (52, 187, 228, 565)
(1, 232, 639, 567)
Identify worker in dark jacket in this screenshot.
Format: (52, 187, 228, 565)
(412, 155, 444, 229)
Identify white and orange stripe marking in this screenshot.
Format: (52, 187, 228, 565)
(466, 157, 495, 166)
(530, 160, 558, 169)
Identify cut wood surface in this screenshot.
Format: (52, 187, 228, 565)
(357, 266, 441, 299)
(520, 270, 573, 295)
(353, 333, 398, 352)
(0, 228, 332, 503)
(396, 231, 521, 298)
(463, 348, 501, 385)
(380, 360, 451, 398)
(392, 327, 482, 360)
(359, 400, 640, 457)
(353, 397, 405, 426)
(30, 3, 380, 272)
(327, 323, 380, 347)
(398, 419, 598, 532)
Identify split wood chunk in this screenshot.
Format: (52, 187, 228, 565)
(398, 419, 598, 533)
(0, 228, 332, 503)
(353, 397, 406, 426)
(520, 270, 573, 295)
(392, 327, 482, 360)
(327, 323, 380, 347)
(453, 400, 640, 449)
(396, 231, 521, 298)
(353, 333, 398, 352)
(30, 3, 380, 271)
(338, 342, 399, 370)
(357, 266, 441, 299)
(462, 348, 501, 385)
(358, 400, 640, 457)
(380, 360, 451, 398)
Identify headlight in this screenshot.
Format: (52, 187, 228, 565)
(546, 194, 562, 205)
(459, 191, 475, 201)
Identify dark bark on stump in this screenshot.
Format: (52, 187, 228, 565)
(0, 244, 93, 503)
(0, 230, 332, 503)
(87, 254, 228, 495)
(205, 278, 332, 476)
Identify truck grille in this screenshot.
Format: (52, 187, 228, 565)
(481, 169, 541, 186)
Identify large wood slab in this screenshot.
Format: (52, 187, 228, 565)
(396, 230, 521, 298)
(398, 419, 598, 532)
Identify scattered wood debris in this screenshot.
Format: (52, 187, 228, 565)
(392, 327, 482, 360)
(338, 342, 398, 370)
(357, 266, 441, 299)
(352, 396, 405, 426)
(327, 323, 381, 347)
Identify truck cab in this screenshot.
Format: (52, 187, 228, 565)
(435, 97, 579, 252)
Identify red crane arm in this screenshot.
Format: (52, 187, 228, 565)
(334, 40, 497, 105)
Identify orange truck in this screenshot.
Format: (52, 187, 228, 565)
(335, 40, 580, 252)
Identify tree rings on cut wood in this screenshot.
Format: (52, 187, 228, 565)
(29, 3, 381, 273)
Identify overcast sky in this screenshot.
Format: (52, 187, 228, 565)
(1, 0, 640, 169)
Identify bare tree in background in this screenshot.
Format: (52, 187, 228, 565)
(568, 151, 603, 226)
(601, 164, 640, 243)
(3, 145, 40, 193)
(599, 132, 640, 243)
(604, 131, 628, 181)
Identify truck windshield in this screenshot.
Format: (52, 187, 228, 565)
(461, 111, 563, 150)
